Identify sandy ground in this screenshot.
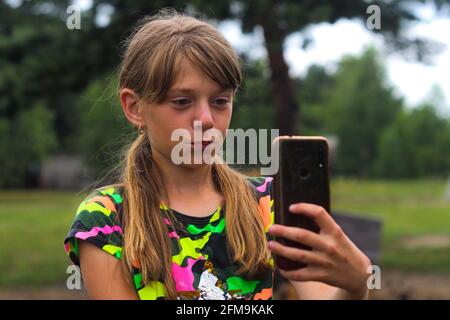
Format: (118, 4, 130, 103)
(276, 270, 450, 300)
(400, 235, 450, 250)
(0, 270, 448, 300)
(0, 286, 88, 300)
(369, 270, 450, 300)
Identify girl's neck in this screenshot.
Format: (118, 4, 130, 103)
(151, 146, 218, 198)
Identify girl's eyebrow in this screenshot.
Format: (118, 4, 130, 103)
(169, 88, 233, 95)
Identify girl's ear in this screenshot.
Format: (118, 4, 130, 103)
(120, 88, 145, 128)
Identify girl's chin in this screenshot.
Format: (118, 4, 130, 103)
(176, 162, 214, 169)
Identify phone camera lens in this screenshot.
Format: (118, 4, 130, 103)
(300, 167, 310, 179)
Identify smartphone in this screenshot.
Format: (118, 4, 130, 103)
(271, 136, 331, 270)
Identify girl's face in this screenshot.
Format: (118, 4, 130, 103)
(141, 59, 234, 166)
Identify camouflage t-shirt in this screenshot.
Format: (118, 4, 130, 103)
(64, 176, 275, 300)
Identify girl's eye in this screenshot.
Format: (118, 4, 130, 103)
(212, 98, 230, 107)
(170, 97, 231, 108)
(171, 99, 192, 107)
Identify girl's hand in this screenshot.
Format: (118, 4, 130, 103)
(268, 203, 372, 299)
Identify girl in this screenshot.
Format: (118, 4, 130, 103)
(64, 10, 371, 300)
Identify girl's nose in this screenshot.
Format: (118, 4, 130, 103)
(195, 101, 214, 129)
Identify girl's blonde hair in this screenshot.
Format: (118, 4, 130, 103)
(118, 9, 272, 299)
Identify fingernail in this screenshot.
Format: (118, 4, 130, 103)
(289, 204, 295, 211)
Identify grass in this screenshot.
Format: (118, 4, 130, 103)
(331, 178, 450, 274)
(0, 191, 86, 287)
(0, 179, 449, 288)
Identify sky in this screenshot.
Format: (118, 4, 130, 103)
(39, 0, 450, 112)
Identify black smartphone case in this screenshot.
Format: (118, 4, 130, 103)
(272, 137, 330, 270)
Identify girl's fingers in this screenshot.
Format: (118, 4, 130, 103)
(289, 203, 341, 234)
(278, 265, 328, 283)
(268, 240, 331, 267)
(268, 223, 329, 252)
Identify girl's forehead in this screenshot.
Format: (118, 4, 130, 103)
(170, 59, 229, 93)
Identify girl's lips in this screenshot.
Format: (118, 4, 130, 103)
(191, 141, 213, 145)
(190, 141, 214, 150)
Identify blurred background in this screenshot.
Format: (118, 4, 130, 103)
(0, 0, 449, 299)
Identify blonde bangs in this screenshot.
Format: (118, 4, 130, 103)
(120, 14, 242, 104)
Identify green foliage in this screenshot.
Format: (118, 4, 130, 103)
(231, 58, 275, 130)
(0, 103, 57, 187)
(72, 75, 133, 174)
(0, 119, 10, 184)
(375, 105, 450, 178)
(300, 48, 450, 178)
(323, 48, 404, 177)
(296, 64, 335, 135)
(15, 103, 58, 160)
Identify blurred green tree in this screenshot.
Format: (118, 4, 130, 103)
(231, 57, 275, 130)
(296, 65, 335, 135)
(71, 75, 130, 172)
(323, 48, 404, 177)
(0, 102, 57, 187)
(376, 104, 450, 178)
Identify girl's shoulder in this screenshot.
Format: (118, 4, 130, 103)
(76, 184, 125, 216)
(85, 183, 125, 206)
(71, 184, 124, 222)
(64, 184, 125, 266)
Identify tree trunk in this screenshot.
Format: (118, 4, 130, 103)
(261, 18, 300, 135)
